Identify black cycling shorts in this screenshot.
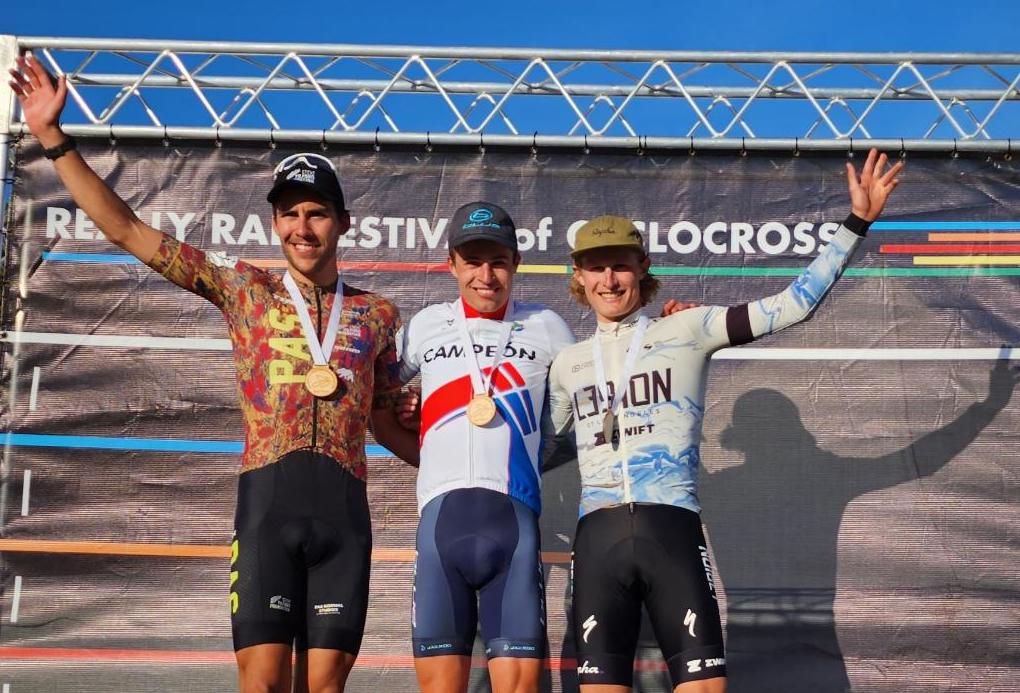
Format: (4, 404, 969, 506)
(230, 450, 371, 654)
(570, 503, 725, 687)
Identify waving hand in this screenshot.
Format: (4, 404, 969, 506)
(8, 54, 68, 148)
(847, 149, 904, 222)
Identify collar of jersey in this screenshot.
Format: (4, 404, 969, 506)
(281, 270, 342, 296)
(460, 297, 511, 321)
(595, 308, 647, 335)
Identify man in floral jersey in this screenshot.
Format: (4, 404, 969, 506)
(10, 55, 418, 693)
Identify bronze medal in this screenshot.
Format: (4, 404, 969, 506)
(467, 393, 497, 426)
(602, 411, 617, 448)
(305, 364, 339, 398)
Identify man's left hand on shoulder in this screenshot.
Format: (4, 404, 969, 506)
(660, 299, 701, 317)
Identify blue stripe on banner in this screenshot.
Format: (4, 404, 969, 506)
(870, 221, 1020, 231)
(5, 433, 392, 457)
(42, 252, 141, 263)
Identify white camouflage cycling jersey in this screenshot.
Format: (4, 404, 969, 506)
(400, 300, 575, 514)
(548, 218, 868, 517)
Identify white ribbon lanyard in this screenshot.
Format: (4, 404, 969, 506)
(455, 300, 515, 397)
(282, 271, 344, 366)
(591, 314, 649, 419)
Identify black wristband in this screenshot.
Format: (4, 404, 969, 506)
(842, 212, 872, 237)
(43, 135, 77, 160)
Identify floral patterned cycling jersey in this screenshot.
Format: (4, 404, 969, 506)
(146, 235, 402, 479)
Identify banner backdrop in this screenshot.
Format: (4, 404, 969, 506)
(2, 143, 1019, 692)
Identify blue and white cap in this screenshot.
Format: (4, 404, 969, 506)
(448, 201, 518, 251)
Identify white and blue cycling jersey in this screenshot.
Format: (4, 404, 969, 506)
(548, 216, 869, 517)
(400, 299, 575, 515)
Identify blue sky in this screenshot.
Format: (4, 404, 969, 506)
(6, 0, 1020, 53)
(6, 2, 1020, 140)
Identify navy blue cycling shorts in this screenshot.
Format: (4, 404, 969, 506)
(412, 487, 546, 659)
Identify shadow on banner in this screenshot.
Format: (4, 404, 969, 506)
(701, 358, 1018, 693)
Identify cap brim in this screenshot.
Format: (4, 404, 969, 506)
(570, 241, 646, 259)
(267, 180, 344, 207)
(449, 231, 518, 250)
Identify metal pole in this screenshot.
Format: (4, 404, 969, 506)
(15, 36, 1020, 65)
(8, 123, 1017, 155)
(0, 131, 14, 536)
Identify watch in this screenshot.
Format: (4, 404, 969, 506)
(43, 135, 77, 160)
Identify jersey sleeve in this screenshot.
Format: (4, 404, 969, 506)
(398, 312, 422, 384)
(540, 311, 577, 438)
(544, 351, 576, 438)
(543, 310, 577, 354)
(144, 234, 243, 310)
(693, 214, 868, 352)
(372, 299, 404, 411)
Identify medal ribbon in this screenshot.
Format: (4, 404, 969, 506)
(282, 271, 344, 367)
(591, 314, 649, 418)
(455, 300, 516, 397)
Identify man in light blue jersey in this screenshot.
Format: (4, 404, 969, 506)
(547, 149, 903, 693)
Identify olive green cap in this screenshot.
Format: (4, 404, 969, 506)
(571, 215, 646, 259)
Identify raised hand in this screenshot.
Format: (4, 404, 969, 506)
(8, 54, 68, 147)
(8, 52, 164, 263)
(846, 148, 904, 221)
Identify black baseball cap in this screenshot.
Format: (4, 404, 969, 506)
(267, 152, 346, 211)
(447, 201, 518, 251)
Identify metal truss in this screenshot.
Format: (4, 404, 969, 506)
(2, 36, 1020, 153)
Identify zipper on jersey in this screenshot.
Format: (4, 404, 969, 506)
(468, 410, 475, 486)
(311, 286, 322, 449)
(467, 322, 475, 487)
(610, 327, 634, 505)
(620, 410, 633, 504)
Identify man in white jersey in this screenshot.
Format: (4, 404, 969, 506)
(547, 149, 903, 692)
(399, 202, 575, 692)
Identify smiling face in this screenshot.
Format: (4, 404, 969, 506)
(272, 188, 349, 286)
(573, 246, 650, 323)
(448, 239, 521, 313)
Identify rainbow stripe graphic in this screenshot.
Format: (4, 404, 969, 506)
(41, 222, 1020, 277)
(874, 221, 1020, 267)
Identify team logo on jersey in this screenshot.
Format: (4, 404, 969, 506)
(582, 614, 598, 643)
(420, 362, 537, 440)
